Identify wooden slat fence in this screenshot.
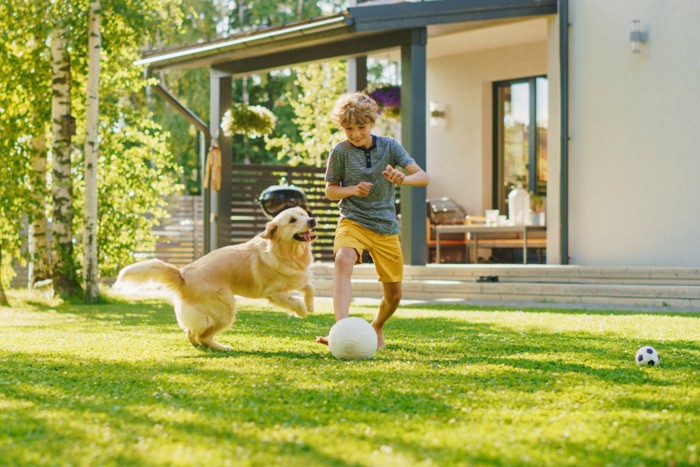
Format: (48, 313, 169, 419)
(229, 164, 337, 261)
(12, 166, 336, 288)
(134, 195, 205, 267)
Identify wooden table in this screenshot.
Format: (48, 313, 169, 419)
(434, 224, 546, 264)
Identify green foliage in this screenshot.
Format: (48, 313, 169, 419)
(148, 68, 210, 193)
(229, 73, 298, 165)
(73, 113, 181, 277)
(37, 0, 183, 283)
(222, 0, 335, 33)
(145, 0, 222, 193)
(1, 297, 699, 465)
(0, 2, 52, 288)
(69, 16, 183, 277)
(151, 0, 349, 174)
(221, 102, 277, 138)
(0, 0, 186, 288)
(266, 61, 347, 167)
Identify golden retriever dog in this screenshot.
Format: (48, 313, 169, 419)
(114, 207, 317, 350)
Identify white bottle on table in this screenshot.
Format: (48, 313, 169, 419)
(508, 184, 530, 225)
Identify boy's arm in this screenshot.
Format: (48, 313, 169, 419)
(325, 181, 374, 200)
(382, 163, 429, 187)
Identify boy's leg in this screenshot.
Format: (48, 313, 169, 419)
(316, 246, 358, 345)
(373, 281, 402, 349)
(332, 247, 358, 321)
(366, 231, 403, 349)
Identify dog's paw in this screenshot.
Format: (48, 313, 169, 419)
(200, 338, 233, 351)
(294, 307, 310, 318)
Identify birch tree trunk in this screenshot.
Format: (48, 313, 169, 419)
(51, 27, 82, 297)
(238, 2, 251, 165)
(84, 0, 101, 302)
(28, 134, 50, 289)
(0, 248, 8, 306)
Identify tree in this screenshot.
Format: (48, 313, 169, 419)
(74, 0, 185, 278)
(50, 24, 83, 297)
(1, 0, 185, 299)
(82, 0, 182, 276)
(265, 61, 347, 166)
(28, 135, 50, 288)
(151, 0, 347, 176)
(83, 0, 101, 301)
(2, 0, 352, 301)
(62, 0, 186, 280)
(0, 1, 52, 300)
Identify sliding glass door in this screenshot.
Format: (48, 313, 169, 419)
(493, 76, 548, 213)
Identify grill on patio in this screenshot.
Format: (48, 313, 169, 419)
(258, 182, 308, 219)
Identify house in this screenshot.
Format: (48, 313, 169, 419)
(138, 0, 700, 270)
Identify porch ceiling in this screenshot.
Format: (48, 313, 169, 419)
(370, 17, 550, 62)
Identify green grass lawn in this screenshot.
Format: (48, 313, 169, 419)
(1, 291, 699, 466)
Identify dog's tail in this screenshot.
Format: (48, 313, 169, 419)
(113, 258, 184, 295)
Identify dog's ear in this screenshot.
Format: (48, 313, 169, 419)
(261, 221, 277, 240)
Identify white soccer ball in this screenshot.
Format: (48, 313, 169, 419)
(328, 317, 378, 360)
(636, 346, 660, 366)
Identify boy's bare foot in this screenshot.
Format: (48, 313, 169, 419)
(316, 336, 329, 345)
(372, 324, 385, 349)
(316, 331, 386, 349)
(316, 328, 385, 349)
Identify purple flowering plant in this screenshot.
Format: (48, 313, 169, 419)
(369, 85, 401, 117)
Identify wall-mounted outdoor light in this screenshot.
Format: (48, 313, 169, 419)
(630, 20, 648, 53)
(430, 101, 446, 127)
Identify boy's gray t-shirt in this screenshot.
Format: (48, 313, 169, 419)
(325, 135, 415, 235)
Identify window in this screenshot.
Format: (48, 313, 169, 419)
(493, 76, 548, 213)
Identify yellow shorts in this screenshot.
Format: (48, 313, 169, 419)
(334, 218, 403, 283)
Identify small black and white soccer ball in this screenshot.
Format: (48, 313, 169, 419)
(636, 346, 660, 366)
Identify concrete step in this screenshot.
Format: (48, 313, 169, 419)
(311, 263, 700, 310)
(313, 263, 700, 284)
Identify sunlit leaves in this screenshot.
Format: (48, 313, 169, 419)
(1, 0, 184, 286)
(265, 61, 346, 167)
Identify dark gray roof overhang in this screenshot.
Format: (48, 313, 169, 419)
(349, 0, 557, 31)
(136, 0, 556, 74)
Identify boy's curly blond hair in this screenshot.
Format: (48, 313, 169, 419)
(331, 92, 379, 127)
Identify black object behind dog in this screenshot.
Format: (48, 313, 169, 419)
(259, 178, 308, 219)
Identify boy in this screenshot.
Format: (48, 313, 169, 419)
(317, 92, 429, 349)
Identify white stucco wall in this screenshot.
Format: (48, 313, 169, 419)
(568, 0, 700, 266)
(426, 41, 548, 218)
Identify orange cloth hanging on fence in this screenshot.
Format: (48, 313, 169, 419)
(204, 145, 221, 191)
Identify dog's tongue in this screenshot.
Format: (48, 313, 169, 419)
(294, 230, 316, 242)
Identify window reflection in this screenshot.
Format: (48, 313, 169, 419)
(494, 76, 548, 213)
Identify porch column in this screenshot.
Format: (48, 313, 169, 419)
(558, 0, 570, 264)
(208, 69, 233, 251)
(347, 56, 367, 92)
(400, 27, 428, 265)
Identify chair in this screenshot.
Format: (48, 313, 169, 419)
(426, 198, 469, 263)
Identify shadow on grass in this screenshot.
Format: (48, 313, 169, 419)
(0, 348, 452, 465)
(2, 342, 696, 466)
(32, 298, 700, 381)
(2, 300, 700, 465)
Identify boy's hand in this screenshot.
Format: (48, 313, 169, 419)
(352, 182, 373, 197)
(382, 165, 405, 185)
